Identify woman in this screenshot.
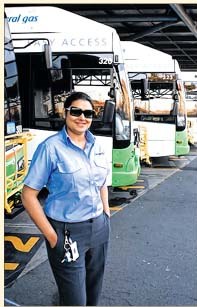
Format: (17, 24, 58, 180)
(22, 92, 110, 306)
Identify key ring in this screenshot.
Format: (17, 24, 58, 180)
(64, 230, 72, 250)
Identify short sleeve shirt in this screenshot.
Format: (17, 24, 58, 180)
(23, 127, 109, 222)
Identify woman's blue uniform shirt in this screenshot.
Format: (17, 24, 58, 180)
(23, 127, 109, 222)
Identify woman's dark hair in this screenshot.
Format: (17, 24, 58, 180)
(64, 92, 94, 109)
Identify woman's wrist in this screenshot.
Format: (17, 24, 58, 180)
(45, 228, 58, 248)
(103, 207, 110, 217)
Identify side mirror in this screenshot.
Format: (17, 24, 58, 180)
(173, 93, 178, 101)
(141, 78, 148, 100)
(44, 44, 52, 69)
(142, 78, 148, 92)
(103, 100, 115, 123)
(108, 88, 115, 98)
(170, 101, 178, 115)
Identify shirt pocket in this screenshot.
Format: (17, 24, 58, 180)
(93, 155, 108, 186)
(57, 161, 81, 174)
(55, 161, 82, 192)
(94, 155, 108, 169)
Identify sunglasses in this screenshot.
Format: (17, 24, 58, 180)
(66, 107, 95, 119)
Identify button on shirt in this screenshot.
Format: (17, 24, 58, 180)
(23, 127, 109, 222)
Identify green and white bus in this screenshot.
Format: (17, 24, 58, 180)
(4, 13, 22, 136)
(182, 72, 197, 144)
(4, 13, 28, 214)
(121, 41, 189, 161)
(6, 6, 141, 188)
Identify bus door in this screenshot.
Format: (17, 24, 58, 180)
(175, 79, 190, 155)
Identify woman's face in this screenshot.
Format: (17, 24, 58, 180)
(65, 99, 93, 135)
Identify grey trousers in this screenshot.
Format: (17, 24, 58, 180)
(45, 212, 110, 306)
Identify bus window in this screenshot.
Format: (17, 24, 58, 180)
(4, 19, 22, 135)
(114, 64, 131, 142)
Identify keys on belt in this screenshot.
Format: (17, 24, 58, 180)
(61, 230, 79, 263)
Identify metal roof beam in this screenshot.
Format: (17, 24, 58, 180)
(170, 4, 197, 39)
(128, 22, 180, 41)
(87, 15, 178, 23)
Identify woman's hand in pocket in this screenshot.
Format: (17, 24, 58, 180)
(48, 231, 58, 249)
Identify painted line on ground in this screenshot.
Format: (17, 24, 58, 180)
(5, 263, 19, 270)
(4, 298, 20, 306)
(5, 236, 40, 252)
(169, 157, 188, 161)
(4, 223, 39, 228)
(147, 167, 177, 170)
(111, 162, 185, 217)
(119, 185, 145, 190)
(110, 207, 123, 211)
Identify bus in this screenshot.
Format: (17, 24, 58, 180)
(4, 13, 29, 214)
(121, 41, 189, 163)
(4, 13, 22, 136)
(5, 6, 141, 188)
(182, 73, 197, 144)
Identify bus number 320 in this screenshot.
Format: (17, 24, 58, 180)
(99, 57, 112, 65)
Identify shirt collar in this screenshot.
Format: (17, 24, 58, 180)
(61, 126, 95, 145)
